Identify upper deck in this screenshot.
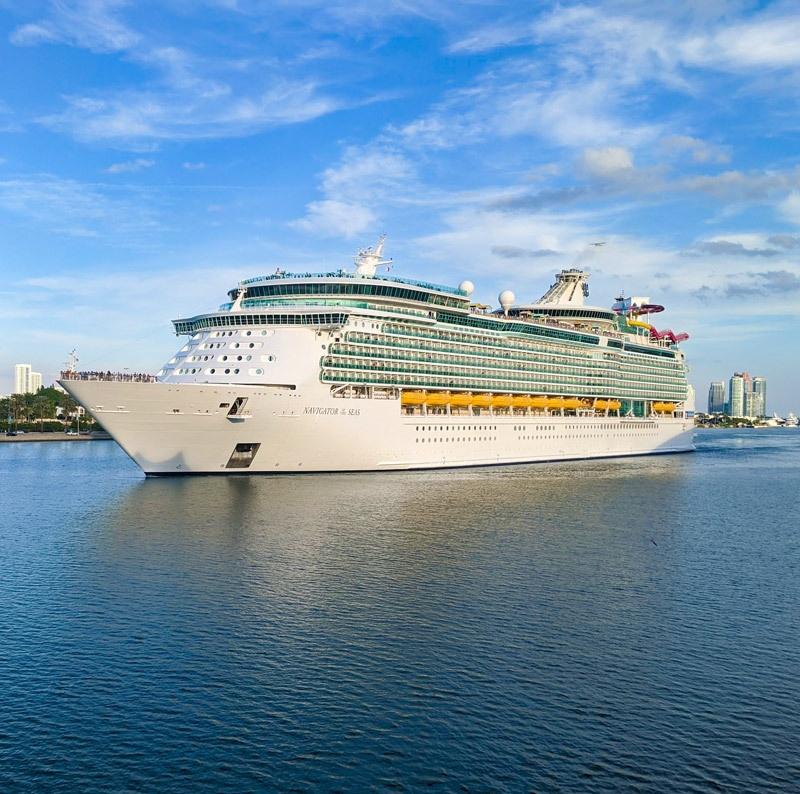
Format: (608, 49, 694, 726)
(238, 271, 471, 299)
(173, 238, 688, 357)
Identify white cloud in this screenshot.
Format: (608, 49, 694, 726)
(9, 0, 139, 52)
(104, 157, 155, 173)
(291, 199, 376, 238)
(269, 0, 459, 29)
(681, 168, 800, 202)
(9, 23, 60, 47)
(0, 175, 159, 238)
(319, 147, 413, 199)
(662, 135, 730, 164)
(291, 145, 414, 239)
(182, 161, 206, 170)
(394, 59, 660, 151)
(779, 192, 800, 225)
(679, 14, 800, 71)
(14, 6, 349, 145)
(579, 147, 634, 180)
(450, 3, 800, 79)
(44, 77, 343, 143)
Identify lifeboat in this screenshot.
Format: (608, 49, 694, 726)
(653, 402, 676, 413)
(530, 396, 550, 409)
(594, 399, 622, 412)
(449, 393, 472, 407)
(546, 397, 566, 410)
(401, 391, 427, 406)
(492, 394, 514, 408)
(512, 395, 533, 408)
(425, 392, 450, 406)
(562, 398, 583, 410)
(471, 393, 493, 407)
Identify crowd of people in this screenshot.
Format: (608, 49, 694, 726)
(60, 370, 157, 383)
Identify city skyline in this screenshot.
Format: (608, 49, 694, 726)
(707, 372, 772, 418)
(1, 2, 800, 412)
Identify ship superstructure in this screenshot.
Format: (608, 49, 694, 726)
(61, 239, 694, 474)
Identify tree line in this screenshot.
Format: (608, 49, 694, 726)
(1, 387, 99, 432)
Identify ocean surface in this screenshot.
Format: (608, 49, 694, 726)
(1, 429, 798, 792)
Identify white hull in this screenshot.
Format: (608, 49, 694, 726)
(63, 380, 695, 476)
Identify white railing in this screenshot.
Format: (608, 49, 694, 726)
(60, 371, 157, 383)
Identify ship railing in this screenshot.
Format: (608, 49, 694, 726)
(60, 370, 158, 383)
(240, 271, 469, 297)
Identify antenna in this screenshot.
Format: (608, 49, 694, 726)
(65, 348, 79, 373)
(354, 234, 393, 277)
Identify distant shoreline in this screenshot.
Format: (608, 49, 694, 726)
(0, 432, 112, 443)
(695, 424, 799, 430)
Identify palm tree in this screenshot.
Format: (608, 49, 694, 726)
(33, 395, 50, 430)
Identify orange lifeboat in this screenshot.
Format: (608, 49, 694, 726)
(594, 399, 622, 412)
(449, 393, 472, 407)
(562, 398, 583, 410)
(425, 392, 450, 406)
(492, 394, 514, 408)
(530, 396, 550, 409)
(512, 395, 533, 408)
(471, 393, 493, 408)
(401, 391, 427, 406)
(653, 402, 676, 413)
(546, 397, 566, 410)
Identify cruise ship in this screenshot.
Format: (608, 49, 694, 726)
(60, 238, 695, 475)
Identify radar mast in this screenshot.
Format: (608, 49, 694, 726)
(354, 234, 392, 277)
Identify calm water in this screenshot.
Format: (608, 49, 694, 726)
(1, 430, 798, 792)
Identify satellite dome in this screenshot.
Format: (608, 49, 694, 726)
(459, 280, 475, 296)
(499, 290, 516, 314)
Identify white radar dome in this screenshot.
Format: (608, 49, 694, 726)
(459, 280, 475, 296)
(499, 289, 516, 314)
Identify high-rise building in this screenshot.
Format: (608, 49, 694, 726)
(752, 377, 767, 417)
(708, 381, 725, 413)
(728, 373, 745, 417)
(14, 364, 30, 395)
(12, 364, 43, 394)
(744, 390, 758, 419)
(723, 372, 766, 417)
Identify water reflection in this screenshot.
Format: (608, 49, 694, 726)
(3, 432, 799, 791)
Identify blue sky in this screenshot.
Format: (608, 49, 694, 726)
(1, 0, 799, 413)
